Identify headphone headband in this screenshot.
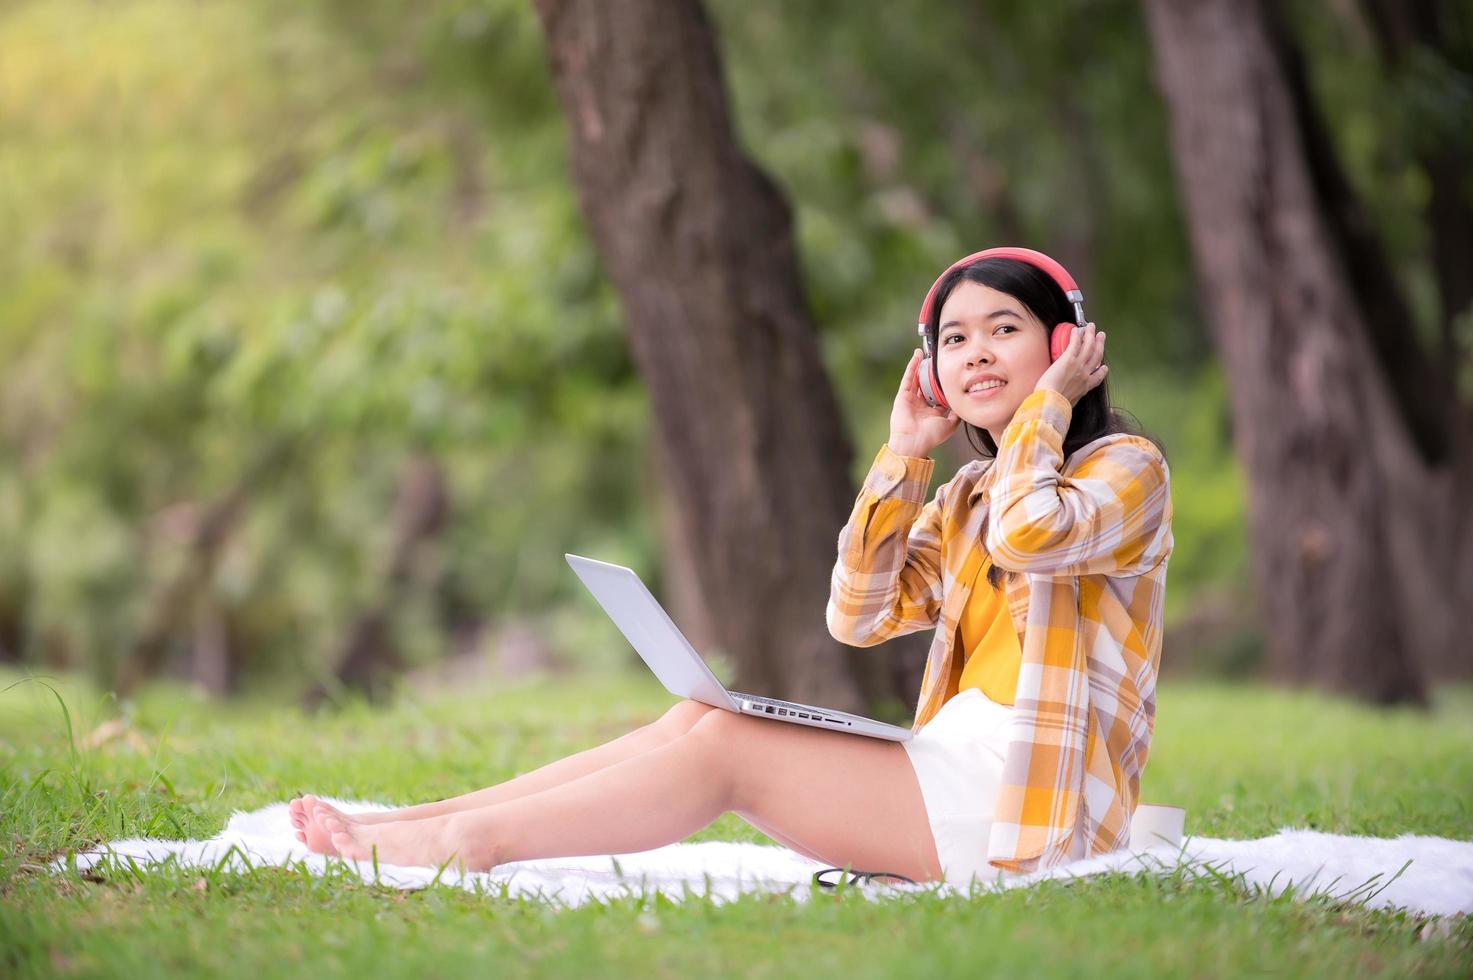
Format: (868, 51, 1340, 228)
(915, 246, 1086, 336)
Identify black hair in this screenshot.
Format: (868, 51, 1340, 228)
(925, 256, 1165, 588)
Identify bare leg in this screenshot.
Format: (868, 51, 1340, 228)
(293, 700, 825, 861)
(318, 708, 944, 882)
(291, 700, 714, 839)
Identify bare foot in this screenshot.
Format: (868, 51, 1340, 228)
(289, 797, 309, 833)
(304, 795, 402, 828)
(294, 796, 342, 855)
(323, 814, 489, 871)
(291, 794, 435, 855)
(295, 795, 374, 855)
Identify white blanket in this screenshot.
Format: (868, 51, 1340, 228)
(56, 800, 1473, 917)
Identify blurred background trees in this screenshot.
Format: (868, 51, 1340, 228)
(531, 0, 912, 715)
(0, 0, 1465, 711)
(1144, 0, 1471, 704)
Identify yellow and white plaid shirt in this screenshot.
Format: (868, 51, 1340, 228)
(827, 388, 1173, 874)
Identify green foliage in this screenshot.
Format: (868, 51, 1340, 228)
(0, 0, 650, 690)
(0, 0, 1445, 691)
(1285, 0, 1473, 340)
(707, 0, 1205, 400)
(1112, 362, 1248, 623)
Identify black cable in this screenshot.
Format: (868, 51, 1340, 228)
(812, 867, 918, 889)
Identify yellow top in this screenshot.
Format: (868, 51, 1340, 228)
(954, 556, 1022, 706)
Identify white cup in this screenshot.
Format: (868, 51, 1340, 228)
(1130, 803, 1186, 851)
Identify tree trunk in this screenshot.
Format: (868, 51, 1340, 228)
(306, 452, 449, 707)
(649, 435, 718, 662)
(1351, 0, 1473, 683)
(530, 0, 925, 711)
(120, 441, 294, 694)
(0, 585, 25, 664)
(121, 479, 250, 694)
(1142, 0, 1470, 704)
(1266, 1, 1472, 685)
(191, 599, 233, 696)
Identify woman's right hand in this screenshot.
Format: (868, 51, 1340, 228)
(888, 349, 961, 458)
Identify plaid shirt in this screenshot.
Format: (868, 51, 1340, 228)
(826, 388, 1173, 874)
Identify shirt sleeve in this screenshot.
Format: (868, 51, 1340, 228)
(985, 388, 1172, 578)
(826, 443, 948, 647)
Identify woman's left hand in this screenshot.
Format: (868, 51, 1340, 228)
(1033, 321, 1107, 406)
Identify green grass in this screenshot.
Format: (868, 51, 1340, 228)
(2, 668, 1470, 978)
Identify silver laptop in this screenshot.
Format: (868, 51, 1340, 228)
(565, 554, 913, 742)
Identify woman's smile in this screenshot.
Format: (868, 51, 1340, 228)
(936, 281, 1053, 441)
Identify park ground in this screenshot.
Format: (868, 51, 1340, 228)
(2, 669, 1470, 978)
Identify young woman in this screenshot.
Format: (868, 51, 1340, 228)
(291, 248, 1172, 886)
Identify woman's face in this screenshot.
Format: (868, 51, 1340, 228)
(935, 280, 1054, 442)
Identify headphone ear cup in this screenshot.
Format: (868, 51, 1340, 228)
(918, 355, 950, 410)
(1050, 322, 1075, 362)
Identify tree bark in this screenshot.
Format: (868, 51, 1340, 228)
(1273, 2, 1451, 466)
(1142, 0, 1446, 705)
(121, 463, 264, 694)
(530, 0, 925, 711)
(1268, 2, 1473, 684)
(1354, 7, 1473, 646)
(649, 435, 718, 661)
(1347, 0, 1473, 684)
(306, 452, 450, 707)
(0, 582, 25, 664)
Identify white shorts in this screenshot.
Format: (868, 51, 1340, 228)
(902, 687, 1087, 886)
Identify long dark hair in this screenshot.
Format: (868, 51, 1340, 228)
(925, 257, 1164, 588)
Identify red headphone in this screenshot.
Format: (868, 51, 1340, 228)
(915, 246, 1089, 411)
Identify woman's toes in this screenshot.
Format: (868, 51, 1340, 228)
(306, 797, 352, 830)
(304, 796, 338, 830)
(303, 811, 339, 856)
